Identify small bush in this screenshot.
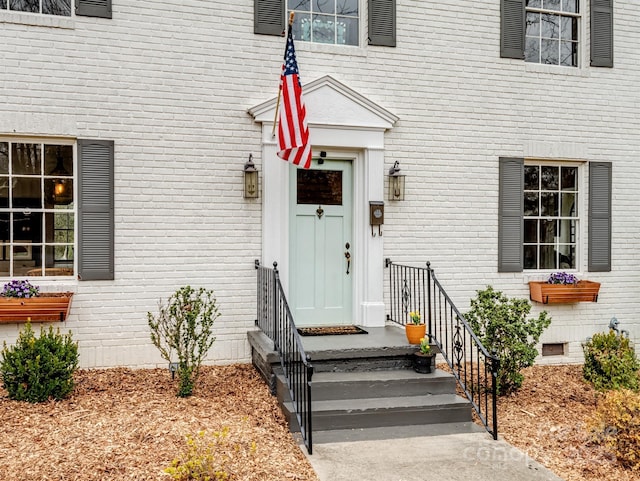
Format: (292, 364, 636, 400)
(164, 428, 256, 481)
(589, 389, 640, 471)
(465, 286, 551, 395)
(148, 286, 220, 397)
(583, 330, 640, 392)
(1, 322, 79, 402)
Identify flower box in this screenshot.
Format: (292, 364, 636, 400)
(0, 292, 74, 323)
(528, 281, 600, 304)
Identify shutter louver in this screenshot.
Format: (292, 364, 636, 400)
(590, 0, 614, 67)
(501, 0, 525, 59)
(255, 0, 285, 36)
(588, 162, 612, 272)
(368, 0, 396, 47)
(76, 0, 112, 19)
(78, 139, 114, 281)
(498, 157, 524, 272)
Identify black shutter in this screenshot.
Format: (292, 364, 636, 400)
(76, 0, 112, 19)
(591, 0, 614, 67)
(255, 0, 285, 36)
(588, 162, 612, 272)
(501, 0, 525, 59)
(498, 157, 524, 272)
(368, 0, 395, 47)
(78, 139, 114, 281)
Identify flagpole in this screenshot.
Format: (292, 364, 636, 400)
(272, 11, 295, 138)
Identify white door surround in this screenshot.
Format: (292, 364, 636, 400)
(249, 75, 398, 327)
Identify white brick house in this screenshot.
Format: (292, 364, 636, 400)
(0, 0, 635, 368)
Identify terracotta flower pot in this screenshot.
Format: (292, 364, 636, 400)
(405, 323, 426, 344)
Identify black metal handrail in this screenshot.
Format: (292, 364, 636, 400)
(255, 260, 314, 454)
(386, 259, 499, 440)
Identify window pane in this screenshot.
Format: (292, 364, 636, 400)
(540, 219, 556, 243)
(0, 143, 7, 174)
(9, 0, 38, 13)
(560, 41, 577, 67)
(541, 14, 559, 39)
(314, 0, 334, 14)
(524, 219, 538, 243)
(561, 166, 577, 190)
(45, 145, 73, 176)
(45, 178, 74, 207)
(541, 192, 558, 216)
(13, 212, 42, 242)
(524, 245, 538, 269)
(43, 0, 70, 16)
(559, 219, 576, 242)
(12, 143, 41, 175)
(313, 14, 335, 43)
(337, 16, 358, 45)
(562, 0, 577, 13)
(561, 192, 577, 216)
(541, 39, 559, 64)
(13, 177, 42, 208)
(289, 0, 310, 11)
(293, 14, 312, 41)
(541, 166, 559, 190)
(525, 37, 540, 63)
(558, 244, 575, 268)
(0, 213, 8, 245)
(0, 0, 6, 9)
(526, 12, 540, 36)
(524, 192, 539, 216)
(561, 16, 578, 41)
(526, 0, 542, 7)
(297, 169, 343, 205)
(524, 166, 539, 190)
(544, 0, 561, 11)
(0, 177, 7, 208)
(540, 245, 557, 269)
(338, 0, 358, 16)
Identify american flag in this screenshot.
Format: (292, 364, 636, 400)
(277, 25, 312, 169)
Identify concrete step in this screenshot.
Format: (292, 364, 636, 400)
(282, 393, 471, 431)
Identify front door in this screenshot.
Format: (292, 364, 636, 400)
(289, 158, 353, 326)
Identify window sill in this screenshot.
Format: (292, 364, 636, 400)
(524, 62, 591, 78)
(0, 11, 74, 29)
(295, 41, 367, 58)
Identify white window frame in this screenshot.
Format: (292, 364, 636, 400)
(0, 0, 72, 17)
(289, 0, 360, 46)
(0, 138, 76, 278)
(523, 160, 583, 272)
(525, 0, 581, 67)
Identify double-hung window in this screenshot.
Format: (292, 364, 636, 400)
(0, 0, 71, 16)
(525, 1, 579, 67)
(498, 158, 611, 273)
(288, 0, 359, 45)
(0, 141, 75, 277)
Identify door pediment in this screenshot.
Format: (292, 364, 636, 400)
(248, 75, 398, 130)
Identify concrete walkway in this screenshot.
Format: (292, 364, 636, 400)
(303, 431, 564, 481)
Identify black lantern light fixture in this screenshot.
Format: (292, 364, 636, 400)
(388, 161, 405, 201)
(244, 154, 258, 198)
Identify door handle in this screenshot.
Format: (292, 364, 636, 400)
(345, 242, 351, 275)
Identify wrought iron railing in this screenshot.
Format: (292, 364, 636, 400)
(255, 260, 314, 454)
(386, 259, 499, 440)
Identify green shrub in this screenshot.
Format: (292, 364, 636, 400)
(589, 389, 640, 471)
(583, 330, 640, 392)
(1, 322, 79, 402)
(465, 286, 551, 395)
(148, 286, 220, 397)
(164, 428, 256, 481)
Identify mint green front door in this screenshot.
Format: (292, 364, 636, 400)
(289, 159, 353, 326)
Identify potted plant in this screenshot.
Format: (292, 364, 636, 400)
(413, 337, 435, 374)
(0, 280, 74, 323)
(405, 310, 426, 344)
(529, 272, 600, 304)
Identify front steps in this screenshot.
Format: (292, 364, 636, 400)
(249, 327, 478, 443)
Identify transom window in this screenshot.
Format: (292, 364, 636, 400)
(289, 0, 359, 46)
(525, 0, 579, 67)
(523, 164, 578, 270)
(0, 0, 71, 16)
(0, 141, 75, 278)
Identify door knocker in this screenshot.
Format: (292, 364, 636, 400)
(316, 205, 324, 219)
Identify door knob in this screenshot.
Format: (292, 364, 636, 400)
(344, 243, 351, 275)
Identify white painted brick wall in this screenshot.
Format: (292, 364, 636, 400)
(0, 1, 638, 367)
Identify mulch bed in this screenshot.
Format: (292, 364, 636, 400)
(0, 365, 318, 481)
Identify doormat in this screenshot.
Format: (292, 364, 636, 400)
(297, 325, 368, 336)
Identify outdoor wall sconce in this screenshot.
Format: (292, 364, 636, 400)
(244, 154, 259, 198)
(388, 161, 405, 201)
